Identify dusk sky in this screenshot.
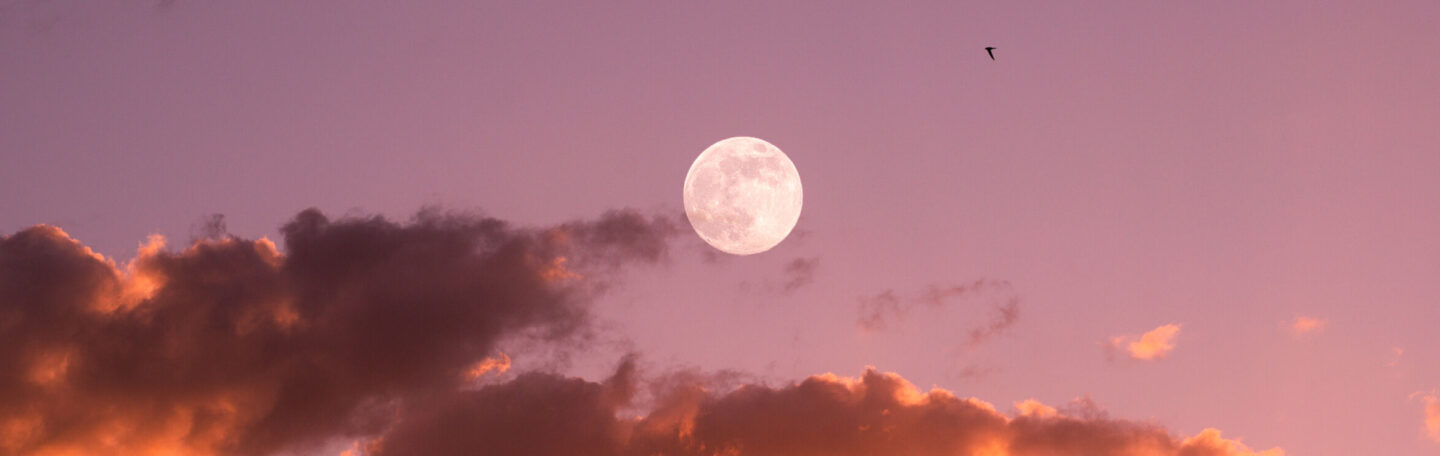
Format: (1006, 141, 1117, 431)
(3, 1, 1439, 455)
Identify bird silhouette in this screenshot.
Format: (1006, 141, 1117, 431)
(985, 47, 996, 60)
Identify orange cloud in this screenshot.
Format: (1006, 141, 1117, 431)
(368, 364, 1283, 456)
(1388, 347, 1405, 367)
(1181, 429, 1286, 456)
(1013, 399, 1058, 418)
(539, 256, 583, 283)
(464, 353, 512, 381)
(1287, 316, 1326, 337)
(1414, 390, 1440, 443)
(24, 349, 72, 387)
(1108, 324, 1181, 360)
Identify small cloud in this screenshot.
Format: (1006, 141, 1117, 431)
(1388, 347, 1405, 367)
(1412, 390, 1440, 443)
(779, 256, 819, 293)
(1428, 397, 1440, 443)
(955, 364, 998, 382)
(739, 256, 820, 295)
(1107, 324, 1181, 361)
(1287, 316, 1326, 337)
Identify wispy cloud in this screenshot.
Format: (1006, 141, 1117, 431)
(858, 279, 1019, 349)
(857, 280, 1019, 348)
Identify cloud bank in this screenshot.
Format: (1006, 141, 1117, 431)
(0, 210, 1281, 455)
(369, 362, 1282, 456)
(0, 208, 676, 455)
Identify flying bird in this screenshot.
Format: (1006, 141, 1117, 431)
(985, 47, 996, 60)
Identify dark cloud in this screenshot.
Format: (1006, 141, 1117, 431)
(0, 208, 676, 455)
(955, 364, 999, 381)
(966, 297, 1019, 348)
(367, 357, 641, 456)
(368, 363, 1282, 456)
(0, 210, 1281, 456)
(741, 256, 821, 295)
(857, 280, 1020, 347)
(856, 289, 904, 331)
(190, 213, 228, 241)
(778, 256, 819, 293)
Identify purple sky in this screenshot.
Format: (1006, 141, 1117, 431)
(3, 1, 1439, 454)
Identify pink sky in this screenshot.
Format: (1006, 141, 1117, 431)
(3, 1, 1439, 454)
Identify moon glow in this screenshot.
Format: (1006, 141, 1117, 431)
(683, 136, 803, 255)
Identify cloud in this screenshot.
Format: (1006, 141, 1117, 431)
(856, 289, 904, 331)
(0, 208, 677, 455)
(1013, 399, 1059, 419)
(367, 363, 1282, 456)
(779, 256, 819, 293)
(1388, 347, 1405, 367)
(741, 256, 820, 295)
(956, 364, 999, 381)
(1414, 390, 1440, 443)
(367, 357, 641, 456)
(464, 353, 512, 381)
(1107, 324, 1182, 361)
(965, 297, 1019, 348)
(857, 280, 1019, 347)
(1429, 395, 1440, 443)
(1287, 316, 1326, 337)
(0, 210, 1285, 455)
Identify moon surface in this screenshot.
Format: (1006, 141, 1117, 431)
(683, 136, 803, 255)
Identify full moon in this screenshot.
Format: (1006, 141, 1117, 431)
(683, 136, 803, 255)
